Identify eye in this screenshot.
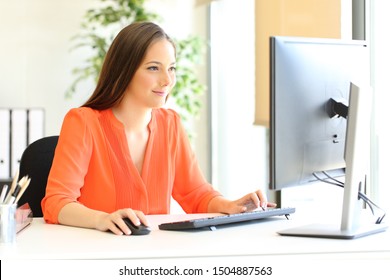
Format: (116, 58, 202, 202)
(147, 66, 159, 71)
(169, 66, 176, 72)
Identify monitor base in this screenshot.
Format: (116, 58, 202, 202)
(278, 223, 388, 239)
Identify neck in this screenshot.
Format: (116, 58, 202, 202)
(112, 102, 152, 133)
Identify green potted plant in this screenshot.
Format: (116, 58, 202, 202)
(66, 0, 205, 124)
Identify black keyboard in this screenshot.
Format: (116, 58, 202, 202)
(158, 207, 296, 231)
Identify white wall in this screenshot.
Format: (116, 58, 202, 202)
(0, 0, 99, 135)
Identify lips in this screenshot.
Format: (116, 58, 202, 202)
(153, 90, 168, 97)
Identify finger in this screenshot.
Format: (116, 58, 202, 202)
(124, 209, 151, 228)
(109, 209, 138, 235)
(109, 220, 127, 235)
(135, 211, 150, 227)
(111, 214, 133, 235)
(238, 205, 249, 213)
(255, 190, 268, 209)
(230, 201, 249, 213)
(267, 201, 277, 208)
(247, 193, 261, 210)
(123, 209, 142, 226)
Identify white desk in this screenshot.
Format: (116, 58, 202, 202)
(1, 213, 389, 260)
(1, 213, 389, 280)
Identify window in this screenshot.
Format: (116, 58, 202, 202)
(209, 0, 269, 199)
(370, 0, 390, 212)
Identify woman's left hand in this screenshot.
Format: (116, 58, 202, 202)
(233, 190, 277, 213)
(208, 190, 277, 214)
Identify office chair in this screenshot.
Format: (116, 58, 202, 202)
(17, 135, 59, 217)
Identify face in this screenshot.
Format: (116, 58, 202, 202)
(125, 39, 176, 109)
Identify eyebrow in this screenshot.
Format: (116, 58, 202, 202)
(145, 61, 176, 66)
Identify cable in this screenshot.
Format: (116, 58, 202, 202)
(322, 171, 344, 185)
(313, 172, 371, 209)
(312, 172, 386, 224)
(312, 172, 343, 188)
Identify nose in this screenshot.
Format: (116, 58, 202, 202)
(160, 70, 175, 87)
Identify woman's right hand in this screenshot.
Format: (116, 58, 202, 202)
(95, 208, 149, 235)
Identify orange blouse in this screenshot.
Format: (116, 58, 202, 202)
(42, 107, 221, 224)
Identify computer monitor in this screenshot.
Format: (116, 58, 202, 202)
(269, 36, 387, 238)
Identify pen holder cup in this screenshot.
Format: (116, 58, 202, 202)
(0, 204, 17, 244)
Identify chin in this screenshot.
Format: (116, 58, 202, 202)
(151, 102, 166, 109)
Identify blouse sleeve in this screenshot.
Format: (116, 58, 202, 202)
(170, 111, 221, 213)
(41, 108, 93, 224)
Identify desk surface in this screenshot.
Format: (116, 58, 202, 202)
(1, 212, 389, 260)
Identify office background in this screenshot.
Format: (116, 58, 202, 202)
(0, 0, 389, 214)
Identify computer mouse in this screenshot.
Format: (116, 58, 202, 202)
(122, 218, 151, 235)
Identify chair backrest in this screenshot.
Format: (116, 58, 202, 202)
(17, 136, 59, 217)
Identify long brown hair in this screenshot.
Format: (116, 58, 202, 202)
(82, 22, 175, 110)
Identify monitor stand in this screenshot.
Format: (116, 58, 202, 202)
(278, 83, 388, 239)
(278, 223, 388, 239)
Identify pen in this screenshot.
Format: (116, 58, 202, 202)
(0, 184, 8, 203)
(4, 170, 19, 203)
(15, 177, 31, 203)
(6, 184, 21, 205)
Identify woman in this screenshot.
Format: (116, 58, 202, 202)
(42, 22, 275, 235)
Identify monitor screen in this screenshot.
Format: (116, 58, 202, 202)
(269, 36, 370, 191)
